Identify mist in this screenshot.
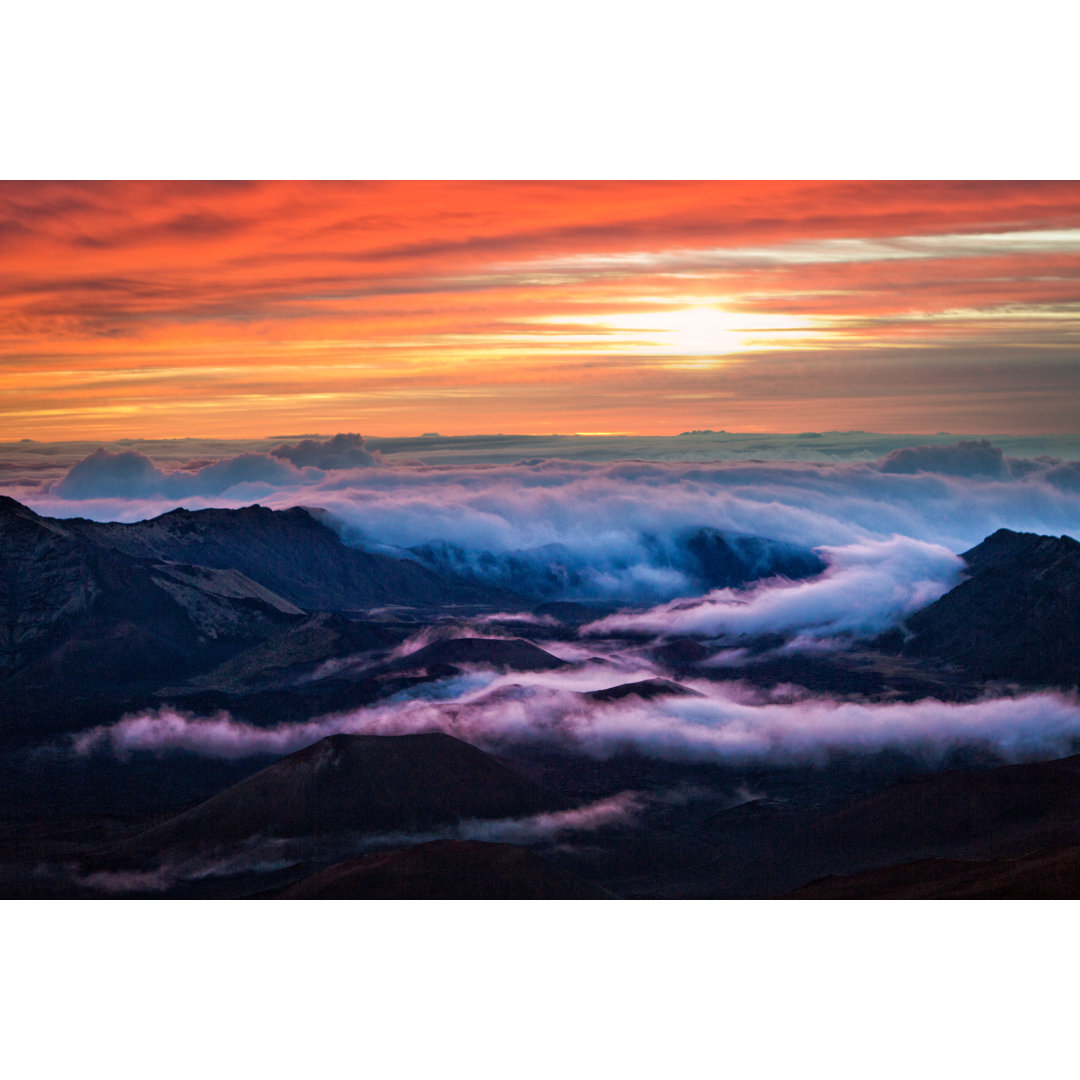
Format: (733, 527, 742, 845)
(71, 681, 1080, 768)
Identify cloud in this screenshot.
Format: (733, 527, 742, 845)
(71, 683, 1080, 768)
(455, 792, 643, 843)
(583, 537, 964, 640)
(15, 440, 1080, 605)
(46, 434, 382, 500)
(878, 439, 1007, 477)
(269, 433, 382, 469)
(50, 447, 310, 500)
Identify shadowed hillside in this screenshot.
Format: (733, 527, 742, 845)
(64, 502, 519, 612)
(259, 839, 613, 900)
(87, 733, 575, 870)
(903, 529, 1080, 687)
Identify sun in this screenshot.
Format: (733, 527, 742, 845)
(592, 303, 809, 356)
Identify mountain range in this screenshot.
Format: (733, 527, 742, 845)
(3, 492, 1079, 899)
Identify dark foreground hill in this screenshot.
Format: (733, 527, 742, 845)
(902, 528, 1080, 687)
(804, 752, 1080, 865)
(259, 839, 612, 899)
(700, 751, 1080, 899)
(787, 845, 1080, 899)
(88, 733, 574, 870)
(691, 751, 1080, 899)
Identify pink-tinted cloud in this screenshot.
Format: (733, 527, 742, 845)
(584, 538, 964, 640)
(71, 684, 1080, 768)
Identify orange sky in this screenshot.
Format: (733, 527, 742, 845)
(1, 180, 1079, 440)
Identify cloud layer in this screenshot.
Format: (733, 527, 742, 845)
(585, 537, 964, 639)
(72, 681, 1080, 768)
(48, 433, 381, 500)
(15, 439, 1080, 606)
(4, 181, 1080, 437)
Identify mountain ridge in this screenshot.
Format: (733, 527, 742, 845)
(902, 527, 1080, 686)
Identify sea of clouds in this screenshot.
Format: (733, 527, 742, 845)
(5, 432, 1079, 608)
(7, 432, 1080, 771)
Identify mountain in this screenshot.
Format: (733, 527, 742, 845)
(787, 845, 1080, 900)
(0, 495, 532, 744)
(902, 528, 1080, 686)
(259, 839, 612, 899)
(695, 750, 1080, 898)
(63, 502, 518, 612)
(678, 528, 826, 590)
(808, 752, 1080, 863)
(584, 678, 702, 702)
(380, 636, 567, 675)
(88, 732, 575, 869)
(161, 611, 401, 694)
(0, 497, 307, 741)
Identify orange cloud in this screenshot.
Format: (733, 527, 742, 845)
(1, 181, 1078, 439)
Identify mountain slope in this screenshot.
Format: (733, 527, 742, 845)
(810, 752, 1080, 863)
(89, 733, 575, 868)
(903, 528, 1080, 686)
(691, 749, 1080, 899)
(380, 636, 567, 675)
(64, 503, 519, 612)
(0, 497, 307, 741)
(787, 845, 1080, 899)
(260, 839, 613, 899)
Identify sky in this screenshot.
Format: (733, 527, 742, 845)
(1, 180, 1079, 440)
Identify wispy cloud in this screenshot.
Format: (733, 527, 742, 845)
(71, 684, 1080, 768)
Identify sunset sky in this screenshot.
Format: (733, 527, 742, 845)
(2, 180, 1079, 440)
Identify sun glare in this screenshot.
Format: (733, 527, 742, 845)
(591, 304, 810, 356)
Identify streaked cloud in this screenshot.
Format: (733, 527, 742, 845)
(1, 181, 1079, 438)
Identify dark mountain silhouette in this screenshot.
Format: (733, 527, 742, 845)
(380, 636, 567, 675)
(63, 502, 518, 612)
(584, 678, 702, 702)
(0, 496, 531, 744)
(901, 528, 1080, 686)
(693, 751, 1080, 898)
(0, 497, 307, 742)
(89, 733, 574, 869)
(259, 839, 613, 899)
(809, 752, 1080, 862)
(787, 845, 1080, 899)
(649, 638, 714, 669)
